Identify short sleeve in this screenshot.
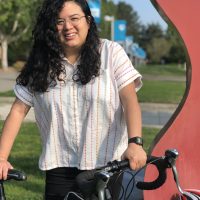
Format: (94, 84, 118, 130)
(14, 84, 34, 107)
(112, 42, 142, 92)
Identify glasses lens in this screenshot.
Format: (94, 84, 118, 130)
(57, 16, 85, 26)
(70, 16, 81, 26)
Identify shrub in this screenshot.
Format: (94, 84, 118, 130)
(12, 60, 25, 71)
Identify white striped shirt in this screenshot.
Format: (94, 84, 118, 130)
(14, 39, 142, 170)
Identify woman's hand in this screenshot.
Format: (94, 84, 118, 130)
(0, 159, 13, 180)
(121, 143, 147, 170)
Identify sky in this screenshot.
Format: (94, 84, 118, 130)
(114, 0, 168, 30)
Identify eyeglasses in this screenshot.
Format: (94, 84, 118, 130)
(56, 15, 86, 27)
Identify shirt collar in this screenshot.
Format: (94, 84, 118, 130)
(62, 56, 81, 66)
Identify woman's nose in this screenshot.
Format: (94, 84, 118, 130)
(63, 20, 73, 30)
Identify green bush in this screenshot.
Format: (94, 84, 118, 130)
(12, 61, 25, 71)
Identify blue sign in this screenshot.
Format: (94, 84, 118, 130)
(131, 43, 146, 59)
(114, 20, 127, 41)
(126, 35, 134, 43)
(88, 0, 101, 24)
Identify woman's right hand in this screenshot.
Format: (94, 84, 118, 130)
(0, 159, 13, 180)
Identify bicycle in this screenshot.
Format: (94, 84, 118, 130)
(1, 149, 200, 200)
(65, 149, 200, 200)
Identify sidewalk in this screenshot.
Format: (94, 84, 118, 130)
(140, 102, 177, 128)
(0, 97, 35, 122)
(0, 68, 18, 92)
(0, 69, 178, 128)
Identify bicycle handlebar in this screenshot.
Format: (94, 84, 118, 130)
(7, 169, 27, 181)
(136, 156, 169, 190)
(0, 169, 27, 182)
(76, 149, 178, 196)
(138, 149, 178, 190)
(0, 169, 26, 200)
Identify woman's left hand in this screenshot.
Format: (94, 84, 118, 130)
(121, 143, 147, 170)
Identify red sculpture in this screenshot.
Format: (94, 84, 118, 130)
(144, 0, 200, 199)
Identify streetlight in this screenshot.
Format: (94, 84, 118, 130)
(104, 15, 115, 41)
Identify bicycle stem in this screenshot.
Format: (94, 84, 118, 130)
(96, 171, 111, 200)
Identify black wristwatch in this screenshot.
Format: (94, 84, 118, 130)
(128, 136, 143, 146)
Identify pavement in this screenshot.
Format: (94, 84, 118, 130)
(0, 68, 180, 128)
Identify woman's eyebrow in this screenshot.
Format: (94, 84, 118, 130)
(70, 14, 81, 17)
(58, 14, 81, 18)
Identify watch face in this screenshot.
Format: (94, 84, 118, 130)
(128, 137, 143, 146)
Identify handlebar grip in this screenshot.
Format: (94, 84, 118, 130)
(136, 156, 168, 190)
(7, 169, 27, 181)
(117, 159, 129, 169)
(76, 169, 97, 198)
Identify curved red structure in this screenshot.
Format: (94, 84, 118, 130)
(144, 0, 200, 199)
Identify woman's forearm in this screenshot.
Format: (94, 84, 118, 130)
(123, 99, 142, 138)
(0, 98, 30, 160)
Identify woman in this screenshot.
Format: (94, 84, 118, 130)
(0, 0, 147, 199)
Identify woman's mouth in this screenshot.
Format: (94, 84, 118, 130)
(64, 33, 76, 40)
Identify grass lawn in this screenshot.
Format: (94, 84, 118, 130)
(0, 122, 44, 200)
(0, 90, 15, 97)
(142, 127, 159, 152)
(138, 80, 186, 104)
(0, 121, 159, 199)
(138, 64, 186, 76)
(136, 64, 186, 104)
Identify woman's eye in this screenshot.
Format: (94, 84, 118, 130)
(57, 19, 64, 24)
(71, 17, 79, 22)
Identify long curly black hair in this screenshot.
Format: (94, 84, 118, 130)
(16, 0, 101, 92)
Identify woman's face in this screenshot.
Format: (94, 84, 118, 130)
(57, 1, 90, 55)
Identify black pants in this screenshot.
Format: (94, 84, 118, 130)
(44, 167, 83, 200)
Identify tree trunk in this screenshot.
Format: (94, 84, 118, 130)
(1, 39, 8, 70)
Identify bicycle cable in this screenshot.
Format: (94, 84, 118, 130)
(124, 157, 164, 200)
(109, 156, 165, 200)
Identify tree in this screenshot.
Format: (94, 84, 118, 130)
(146, 37, 171, 63)
(138, 23, 166, 63)
(139, 23, 164, 47)
(116, 2, 142, 41)
(99, 1, 142, 41)
(165, 25, 186, 63)
(0, 0, 38, 70)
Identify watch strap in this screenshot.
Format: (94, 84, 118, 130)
(128, 136, 143, 146)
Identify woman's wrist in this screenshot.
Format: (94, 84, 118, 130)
(128, 136, 143, 146)
(0, 156, 7, 161)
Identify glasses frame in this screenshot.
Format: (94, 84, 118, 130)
(56, 15, 86, 27)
